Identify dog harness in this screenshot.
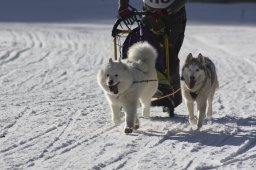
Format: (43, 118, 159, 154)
(189, 91, 197, 100)
(133, 79, 158, 84)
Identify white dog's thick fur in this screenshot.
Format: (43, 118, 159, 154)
(97, 42, 158, 134)
(181, 53, 219, 129)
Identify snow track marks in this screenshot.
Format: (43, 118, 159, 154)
(0, 24, 256, 169)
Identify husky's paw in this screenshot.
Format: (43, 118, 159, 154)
(206, 110, 212, 119)
(189, 116, 197, 125)
(195, 126, 202, 131)
(124, 127, 133, 134)
(197, 122, 203, 130)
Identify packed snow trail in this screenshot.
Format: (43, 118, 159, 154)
(0, 23, 256, 169)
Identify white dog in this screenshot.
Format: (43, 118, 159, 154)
(97, 42, 158, 134)
(181, 53, 219, 129)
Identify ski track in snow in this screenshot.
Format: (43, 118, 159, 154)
(0, 23, 255, 169)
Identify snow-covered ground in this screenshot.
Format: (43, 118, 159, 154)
(0, 1, 256, 169)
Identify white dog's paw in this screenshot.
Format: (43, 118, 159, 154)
(142, 107, 150, 118)
(142, 114, 150, 119)
(112, 118, 121, 125)
(189, 116, 197, 125)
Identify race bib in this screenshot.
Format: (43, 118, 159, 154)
(143, 0, 175, 9)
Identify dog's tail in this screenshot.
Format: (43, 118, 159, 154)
(127, 41, 157, 69)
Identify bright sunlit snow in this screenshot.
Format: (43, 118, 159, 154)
(0, 0, 256, 169)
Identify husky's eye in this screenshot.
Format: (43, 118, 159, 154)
(115, 74, 118, 77)
(106, 74, 109, 77)
(196, 69, 200, 72)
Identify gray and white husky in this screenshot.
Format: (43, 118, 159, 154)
(181, 53, 219, 129)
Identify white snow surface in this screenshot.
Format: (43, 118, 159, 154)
(0, 1, 256, 170)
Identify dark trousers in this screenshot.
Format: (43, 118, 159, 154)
(167, 7, 187, 79)
(152, 7, 187, 108)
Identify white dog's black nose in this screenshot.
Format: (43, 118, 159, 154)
(108, 80, 114, 85)
(190, 76, 195, 81)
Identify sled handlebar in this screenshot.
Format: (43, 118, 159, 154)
(112, 11, 170, 37)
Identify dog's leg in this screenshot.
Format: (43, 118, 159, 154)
(134, 114, 140, 130)
(140, 98, 151, 118)
(185, 100, 196, 125)
(110, 104, 121, 125)
(196, 100, 207, 129)
(123, 102, 137, 134)
(206, 90, 215, 119)
(140, 83, 157, 118)
(206, 98, 213, 119)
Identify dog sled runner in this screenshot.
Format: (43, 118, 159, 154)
(111, 9, 182, 113)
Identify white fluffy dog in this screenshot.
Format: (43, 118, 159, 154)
(97, 42, 158, 134)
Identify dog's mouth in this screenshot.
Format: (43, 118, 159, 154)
(109, 83, 119, 94)
(189, 80, 196, 89)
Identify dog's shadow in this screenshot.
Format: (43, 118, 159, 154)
(149, 114, 188, 124)
(136, 115, 256, 148)
(212, 115, 256, 127)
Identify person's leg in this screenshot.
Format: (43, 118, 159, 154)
(167, 7, 187, 108)
(150, 8, 187, 117)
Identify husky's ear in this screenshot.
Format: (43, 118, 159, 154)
(185, 53, 193, 63)
(198, 53, 205, 64)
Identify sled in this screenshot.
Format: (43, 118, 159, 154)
(112, 11, 171, 82)
(111, 10, 181, 109)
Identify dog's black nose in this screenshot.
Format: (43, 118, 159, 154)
(190, 76, 195, 80)
(108, 80, 114, 85)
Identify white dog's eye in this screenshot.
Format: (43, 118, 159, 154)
(106, 74, 109, 77)
(115, 74, 118, 77)
(196, 69, 200, 72)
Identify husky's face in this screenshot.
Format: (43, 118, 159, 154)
(182, 53, 206, 90)
(97, 58, 132, 95)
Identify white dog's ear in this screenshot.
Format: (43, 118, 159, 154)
(198, 53, 205, 64)
(186, 53, 193, 63)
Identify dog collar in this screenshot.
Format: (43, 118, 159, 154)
(181, 75, 197, 99)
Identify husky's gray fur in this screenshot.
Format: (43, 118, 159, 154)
(181, 53, 219, 129)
